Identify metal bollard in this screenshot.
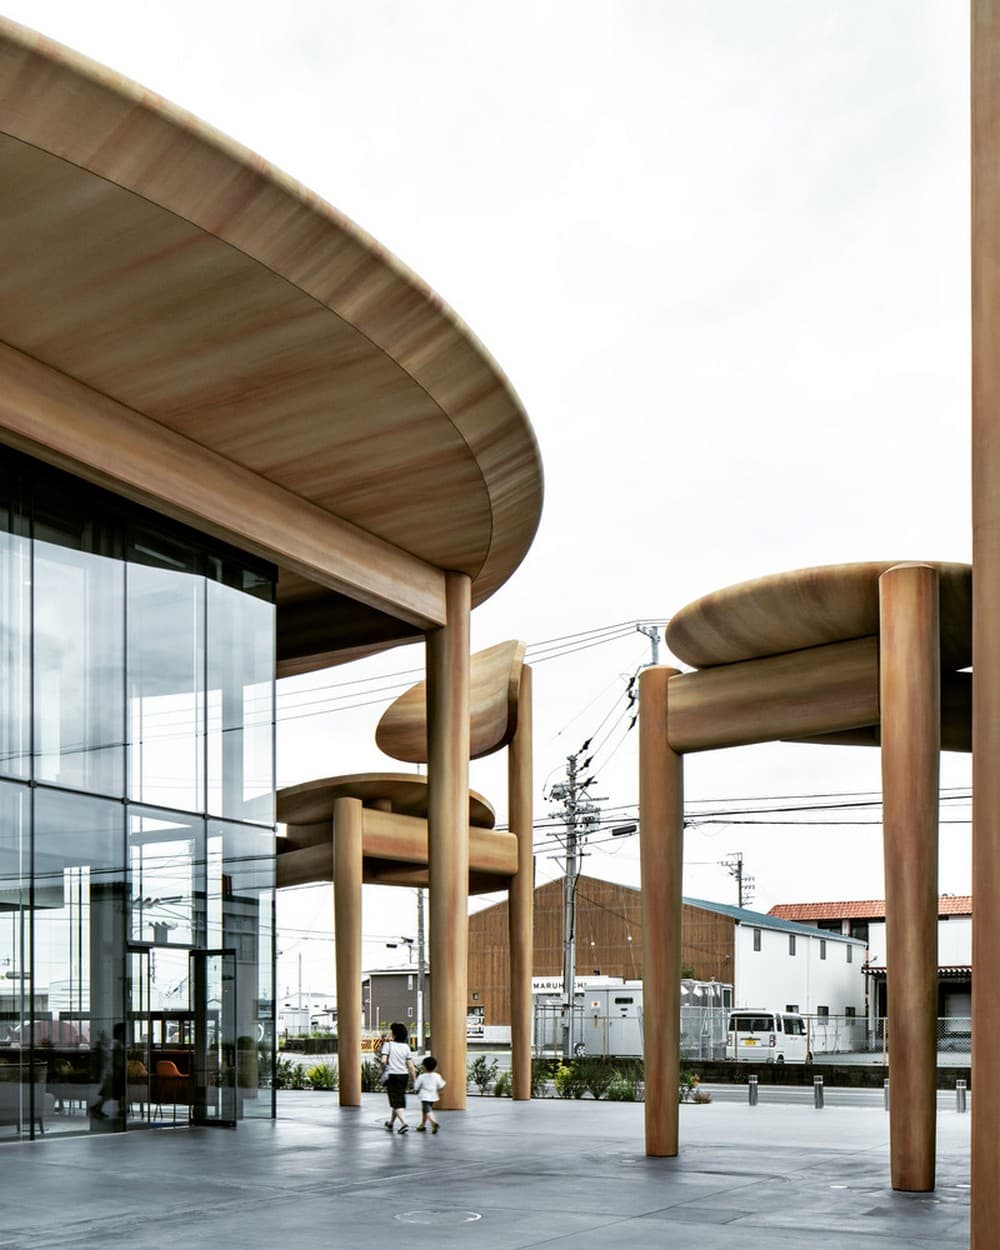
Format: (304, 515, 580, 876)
(748, 1075, 758, 1106)
(813, 1075, 824, 1109)
(883, 1078, 890, 1111)
(956, 1080, 968, 1113)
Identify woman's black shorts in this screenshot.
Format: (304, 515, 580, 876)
(386, 1073, 408, 1109)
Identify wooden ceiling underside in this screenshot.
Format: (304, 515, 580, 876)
(0, 20, 544, 672)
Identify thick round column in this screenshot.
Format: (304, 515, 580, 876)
(879, 563, 939, 1192)
(973, 6, 1000, 1242)
(333, 796, 363, 1107)
(508, 665, 533, 1100)
(427, 571, 471, 1110)
(639, 666, 683, 1156)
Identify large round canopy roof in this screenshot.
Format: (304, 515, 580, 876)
(278, 773, 495, 830)
(667, 561, 973, 670)
(0, 19, 543, 673)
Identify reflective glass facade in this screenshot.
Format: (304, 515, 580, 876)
(0, 451, 277, 1138)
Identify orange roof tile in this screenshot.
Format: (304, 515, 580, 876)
(768, 896, 971, 921)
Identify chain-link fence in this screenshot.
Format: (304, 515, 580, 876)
(805, 1015, 970, 1061)
(937, 1015, 972, 1056)
(532, 1002, 728, 1060)
(530, 1006, 973, 1062)
(680, 1004, 729, 1060)
(804, 1014, 871, 1056)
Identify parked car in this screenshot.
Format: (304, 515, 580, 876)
(726, 1010, 809, 1063)
(5, 1019, 88, 1047)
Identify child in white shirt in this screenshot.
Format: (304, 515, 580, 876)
(413, 1055, 446, 1133)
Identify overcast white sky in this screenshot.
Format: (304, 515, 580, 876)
(5, 2, 974, 1002)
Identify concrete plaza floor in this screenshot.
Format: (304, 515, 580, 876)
(0, 1090, 971, 1248)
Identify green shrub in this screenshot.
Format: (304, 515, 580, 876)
(573, 1057, 616, 1101)
(305, 1062, 338, 1091)
(467, 1055, 499, 1095)
(553, 1063, 588, 1099)
(274, 1055, 309, 1090)
(492, 1069, 512, 1097)
(361, 1059, 384, 1093)
(606, 1059, 644, 1102)
(531, 1057, 556, 1098)
(616, 1058, 644, 1082)
(675, 1065, 700, 1105)
(550, 1059, 619, 1100)
(606, 1071, 641, 1101)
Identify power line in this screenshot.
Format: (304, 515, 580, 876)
(693, 817, 973, 826)
(276, 620, 657, 703)
(274, 619, 664, 725)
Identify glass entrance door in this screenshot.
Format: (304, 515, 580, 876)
(127, 945, 236, 1128)
(128, 945, 195, 1127)
(190, 949, 237, 1127)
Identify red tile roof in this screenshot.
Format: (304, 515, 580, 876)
(768, 896, 971, 921)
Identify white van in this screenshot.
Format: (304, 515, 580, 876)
(726, 1010, 809, 1064)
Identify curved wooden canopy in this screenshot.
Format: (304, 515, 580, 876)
(276, 773, 508, 894)
(277, 773, 496, 831)
(666, 562, 972, 671)
(0, 20, 543, 674)
(375, 640, 526, 763)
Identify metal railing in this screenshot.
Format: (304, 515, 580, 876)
(531, 1003, 729, 1060)
(807, 1015, 971, 1061)
(530, 1008, 973, 1062)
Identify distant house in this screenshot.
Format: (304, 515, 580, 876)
(467, 876, 866, 1027)
(768, 897, 972, 1028)
(362, 968, 431, 1038)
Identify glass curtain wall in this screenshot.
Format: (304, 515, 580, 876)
(33, 505, 124, 796)
(0, 472, 29, 780)
(127, 525, 205, 814)
(0, 784, 30, 1133)
(0, 452, 276, 1140)
(207, 570, 274, 826)
(208, 820, 275, 1118)
(33, 790, 126, 1130)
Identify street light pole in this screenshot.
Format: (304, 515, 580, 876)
(416, 889, 427, 1050)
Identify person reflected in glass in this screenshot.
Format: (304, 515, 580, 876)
(89, 1022, 125, 1122)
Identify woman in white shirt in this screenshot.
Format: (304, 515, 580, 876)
(380, 1021, 417, 1133)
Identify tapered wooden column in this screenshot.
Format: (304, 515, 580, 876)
(427, 571, 471, 1110)
(333, 796, 363, 1107)
(639, 666, 683, 1156)
(508, 665, 534, 1100)
(973, 6, 1000, 1242)
(879, 564, 939, 1192)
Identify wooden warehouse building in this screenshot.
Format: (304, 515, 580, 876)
(470, 875, 865, 1030)
(468, 876, 770, 1026)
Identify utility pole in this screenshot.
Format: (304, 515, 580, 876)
(416, 888, 426, 1050)
(550, 753, 603, 1058)
(721, 852, 755, 908)
(636, 623, 661, 665)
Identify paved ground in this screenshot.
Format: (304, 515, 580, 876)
(0, 1090, 971, 1248)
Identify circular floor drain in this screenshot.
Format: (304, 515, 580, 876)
(395, 1210, 483, 1225)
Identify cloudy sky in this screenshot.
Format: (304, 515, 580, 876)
(5, 2, 974, 1000)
